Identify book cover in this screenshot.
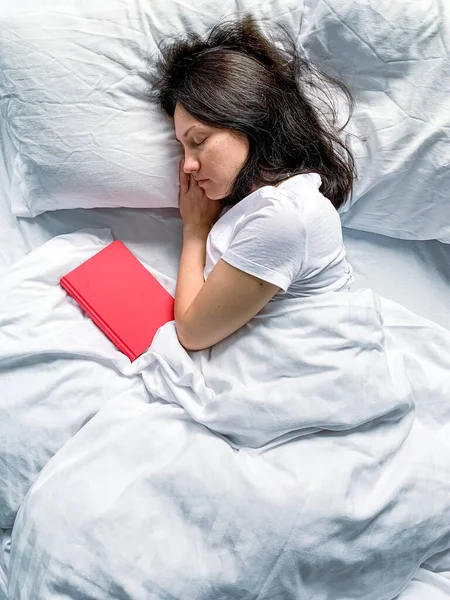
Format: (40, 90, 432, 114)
(60, 240, 175, 361)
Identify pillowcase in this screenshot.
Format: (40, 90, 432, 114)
(300, 0, 450, 242)
(1, 0, 449, 243)
(0, 0, 302, 217)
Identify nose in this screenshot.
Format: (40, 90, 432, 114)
(183, 150, 200, 174)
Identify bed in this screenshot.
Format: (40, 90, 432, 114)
(1, 1, 450, 599)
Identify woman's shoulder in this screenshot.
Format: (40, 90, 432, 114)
(276, 172, 322, 194)
(219, 172, 333, 227)
(247, 172, 330, 214)
(274, 173, 327, 208)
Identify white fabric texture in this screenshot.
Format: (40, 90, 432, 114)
(300, 0, 450, 242)
(0, 229, 151, 527)
(206, 173, 354, 297)
(1, 230, 450, 599)
(0, 529, 10, 600)
(0, 0, 448, 241)
(0, 0, 302, 217)
(396, 569, 450, 600)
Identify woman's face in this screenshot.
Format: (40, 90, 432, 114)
(174, 103, 250, 200)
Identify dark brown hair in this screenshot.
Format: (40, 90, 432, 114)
(148, 14, 356, 209)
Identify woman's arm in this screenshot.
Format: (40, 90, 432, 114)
(174, 223, 211, 322)
(175, 159, 279, 351)
(175, 225, 279, 350)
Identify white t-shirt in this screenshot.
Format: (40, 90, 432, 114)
(204, 173, 354, 299)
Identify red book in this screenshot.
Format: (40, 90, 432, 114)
(60, 240, 175, 361)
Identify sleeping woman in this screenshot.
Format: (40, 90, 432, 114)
(149, 14, 355, 351)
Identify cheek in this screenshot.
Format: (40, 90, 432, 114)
(203, 144, 229, 179)
(203, 136, 248, 192)
(216, 139, 248, 173)
(230, 137, 249, 168)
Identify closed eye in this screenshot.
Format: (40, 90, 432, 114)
(175, 136, 207, 149)
(193, 138, 207, 147)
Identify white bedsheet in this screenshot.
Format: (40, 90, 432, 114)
(2, 536, 448, 600)
(1, 229, 450, 599)
(2, 120, 450, 598)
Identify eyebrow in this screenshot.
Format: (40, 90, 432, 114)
(175, 124, 197, 143)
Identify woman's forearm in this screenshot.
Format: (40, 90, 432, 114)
(174, 224, 210, 322)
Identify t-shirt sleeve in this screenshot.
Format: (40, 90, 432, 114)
(221, 193, 306, 291)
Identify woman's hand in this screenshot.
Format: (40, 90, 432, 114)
(175, 160, 280, 352)
(178, 159, 222, 229)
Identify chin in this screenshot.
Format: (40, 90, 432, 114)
(206, 186, 229, 201)
(200, 178, 231, 200)
(204, 188, 225, 201)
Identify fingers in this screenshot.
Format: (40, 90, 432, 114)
(179, 158, 190, 194)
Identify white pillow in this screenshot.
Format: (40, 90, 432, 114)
(300, 0, 450, 242)
(0, 0, 302, 217)
(1, 1, 449, 243)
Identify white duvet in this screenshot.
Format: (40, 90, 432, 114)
(1, 230, 450, 599)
